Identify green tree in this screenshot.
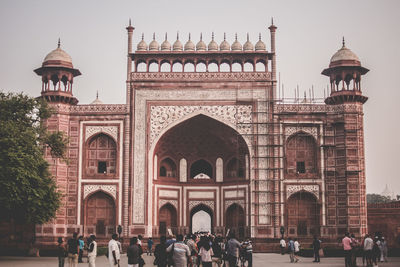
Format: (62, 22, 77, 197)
(366, 193, 392, 204)
(0, 92, 67, 229)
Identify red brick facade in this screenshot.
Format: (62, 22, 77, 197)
(30, 22, 370, 246)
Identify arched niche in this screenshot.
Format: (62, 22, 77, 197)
(286, 191, 320, 237)
(85, 133, 117, 177)
(225, 203, 245, 239)
(84, 191, 116, 237)
(179, 158, 187, 182)
(190, 159, 213, 179)
(216, 158, 223, 182)
(190, 204, 213, 234)
(159, 157, 177, 178)
(285, 132, 318, 178)
(226, 157, 245, 180)
(152, 114, 250, 185)
(159, 203, 178, 236)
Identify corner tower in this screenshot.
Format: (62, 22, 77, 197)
(322, 39, 369, 236)
(34, 39, 81, 105)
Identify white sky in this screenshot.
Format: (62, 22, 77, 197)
(0, 0, 399, 195)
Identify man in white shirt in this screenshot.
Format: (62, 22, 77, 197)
(279, 238, 286, 255)
(363, 234, 373, 267)
(108, 234, 121, 267)
(88, 235, 97, 267)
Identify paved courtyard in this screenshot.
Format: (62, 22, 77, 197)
(1, 253, 400, 267)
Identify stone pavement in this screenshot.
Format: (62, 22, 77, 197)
(0, 253, 399, 267)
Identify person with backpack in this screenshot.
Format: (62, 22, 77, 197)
(154, 236, 168, 267)
(166, 234, 191, 267)
(211, 236, 223, 267)
(226, 232, 241, 267)
(287, 237, 296, 263)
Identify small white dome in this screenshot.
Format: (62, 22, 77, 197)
(137, 33, 148, 51)
(173, 33, 183, 51)
(90, 92, 103, 105)
(243, 33, 254, 51)
(220, 33, 230, 51)
(255, 33, 266, 51)
(43, 39, 73, 67)
(208, 33, 218, 51)
(330, 39, 360, 63)
(161, 33, 171, 51)
(184, 33, 195, 51)
(196, 33, 207, 51)
(231, 33, 242, 51)
(148, 33, 159, 51)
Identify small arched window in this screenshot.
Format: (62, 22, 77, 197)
(159, 157, 177, 178)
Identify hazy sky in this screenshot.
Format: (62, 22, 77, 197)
(0, 0, 399, 195)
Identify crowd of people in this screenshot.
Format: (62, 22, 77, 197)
(56, 231, 252, 267)
(342, 232, 388, 267)
(56, 231, 390, 267)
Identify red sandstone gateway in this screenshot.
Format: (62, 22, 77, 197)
(33, 20, 369, 250)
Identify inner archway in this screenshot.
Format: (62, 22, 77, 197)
(286, 191, 320, 236)
(190, 204, 213, 234)
(85, 191, 115, 237)
(159, 203, 177, 236)
(226, 203, 245, 239)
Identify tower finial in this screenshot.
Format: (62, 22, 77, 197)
(224, 32, 226, 41)
(165, 32, 167, 40)
(212, 32, 215, 40)
(177, 31, 179, 40)
(247, 33, 249, 41)
(235, 33, 238, 41)
(189, 33, 191, 40)
(271, 17, 274, 25)
(259, 33, 261, 40)
(129, 18, 131, 26)
(141, 33, 144, 40)
(96, 90, 99, 99)
(58, 38, 61, 48)
(153, 32, 155, 40)
(200, 32, 203, 40)
(342, 36, 345, 47)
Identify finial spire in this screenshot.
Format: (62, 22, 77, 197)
(235, 33, 238, 41)
(259, 33, 261, 40)
(271, 17, 274, 25)
(96, 90, 99, 99)
(212, 32, 215, 40)
(129, 18, 131, 26)
(247, 33, 249, 41)
(141, 33, 144, 40)
(200, 33, 203, 40)
(177, 31, 179, 40)
(58, 38, 61, 48)
(189, 33, 191, 40)
(224, 32, 226, 41)
(165, 32, 167, 40)
(153, 32, 155, 40)
(342, 36, 345, 47)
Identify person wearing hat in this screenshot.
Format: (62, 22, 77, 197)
(87, 235, 97, 267)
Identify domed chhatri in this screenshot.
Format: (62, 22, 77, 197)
(329, 37, 361, 67)
(196, 33, 207, 51)
(255, 33, 266, 51)
(184, 33, 195, 51)
(231, 33, 242, 51)
(208, 32, 218, 51)
(137, 33, 148, 51)
(149, 33, 159, 51)
(43, 38, 73, 68)
(243, 33, 254, 51)
(220, 33, 230, 51)
(173, 32, 183, 51)
(161, 33, 171, 51)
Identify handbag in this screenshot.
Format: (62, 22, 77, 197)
(318, 248, 324, 257)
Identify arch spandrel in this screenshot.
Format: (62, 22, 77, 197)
(83, 184, 117, 200)
(286, 185, 319, 200)
(149, 105, 253, 150)
(284, 126, 318, 142)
